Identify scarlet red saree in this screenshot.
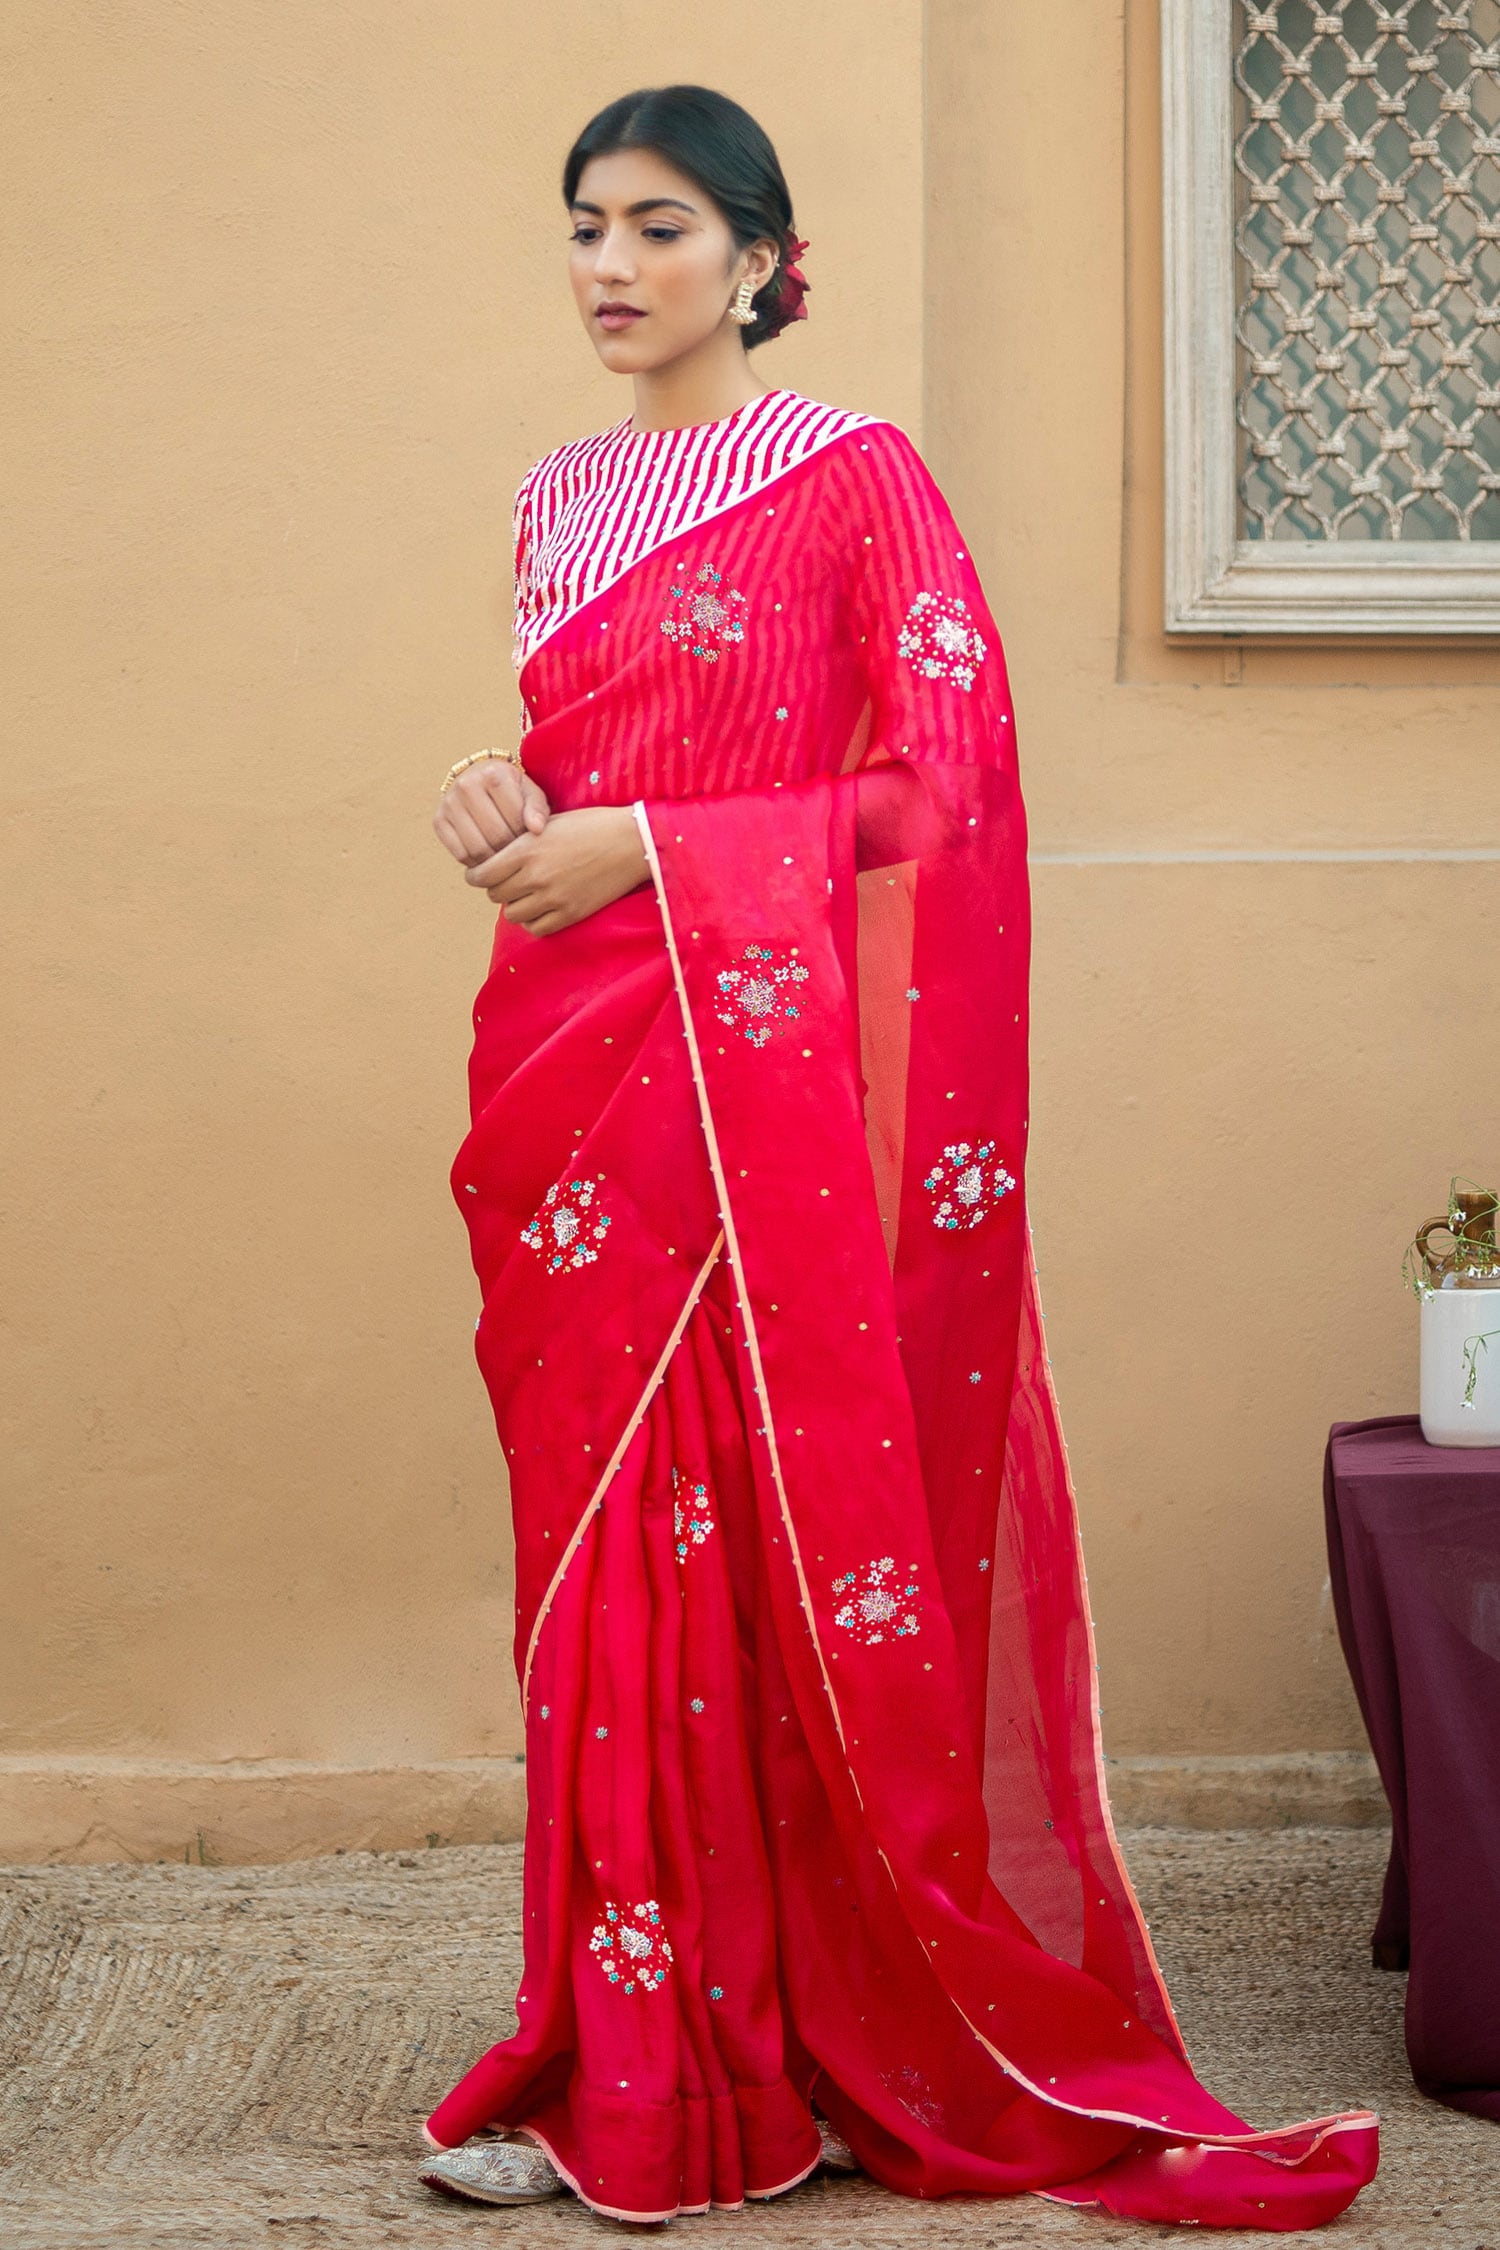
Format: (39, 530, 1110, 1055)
(425, 389, 1378, 2228)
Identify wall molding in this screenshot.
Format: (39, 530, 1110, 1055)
(1030, 847, 1500, 865)
(0, 1757, 529, 1867)
(1104, 1750, 1387, 1830)
(0, 1750, 1385, 1865)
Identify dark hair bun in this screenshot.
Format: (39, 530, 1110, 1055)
(563, 85, 808, 350)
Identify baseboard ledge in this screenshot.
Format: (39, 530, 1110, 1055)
(1104, 1750, 1388, 1830)
(0, 1748, 1387, 1866)
(0, 1756, 529, 1866)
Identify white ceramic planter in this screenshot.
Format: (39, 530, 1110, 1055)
(1419, 1280, 1500, 1446)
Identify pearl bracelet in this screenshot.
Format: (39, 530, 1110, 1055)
(441, 746, 524, 793)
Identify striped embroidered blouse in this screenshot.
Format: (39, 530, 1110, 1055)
(508, 388, 884, 706)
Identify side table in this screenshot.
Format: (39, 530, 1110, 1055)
(1324, 1413, 1500, 2121)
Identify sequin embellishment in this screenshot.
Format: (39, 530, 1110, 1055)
(660, 561, 747, 663)
(897, 591, 987, 691)
(832, 1556, 922, 1644)
(672, 1466, 716, 1563)
(923, 1140, 1016, 1231)
(714, 943, 810, 1047)
(520, 1174, 613, 1272)
(589, 1899, 673, 1994)
(882, 2064, 945, 2130)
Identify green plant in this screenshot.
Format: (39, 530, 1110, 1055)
(1461, 1329, 1500, 1412)
(1402, 1174, 1500, 1300)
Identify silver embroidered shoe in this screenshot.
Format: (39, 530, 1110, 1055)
(816, 2116, 861, 2173)
(418, 2132, 566, 2204)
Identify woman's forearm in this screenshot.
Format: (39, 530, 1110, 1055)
(467, 803, 650, 935)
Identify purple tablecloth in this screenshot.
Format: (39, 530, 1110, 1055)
(1324, 1413, 1500, 2121)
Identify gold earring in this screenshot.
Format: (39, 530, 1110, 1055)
(728, 279, 757, 326)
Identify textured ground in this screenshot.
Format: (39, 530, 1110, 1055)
(1, 1829, 1495, 2249)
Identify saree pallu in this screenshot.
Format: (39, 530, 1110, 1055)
(425, 397, 1378, 2228)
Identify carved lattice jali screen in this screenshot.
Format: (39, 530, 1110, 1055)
(1234, 0, 1500, 541)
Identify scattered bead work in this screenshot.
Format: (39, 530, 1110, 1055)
(659, 561, 747, 663)
(672, 1466, 716, 1563)
(923, 1140, 1016, 1231)
(589, 1899, 673, 1995)
(832, 1555, 922, 1645)
(708, 1984, 724, 2000)
(520, 1174, 613, 1272)
(714, 943, 810, 1048)
(897, 590, 987, 691)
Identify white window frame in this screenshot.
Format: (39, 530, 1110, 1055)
(1162, 0, 1500, 636)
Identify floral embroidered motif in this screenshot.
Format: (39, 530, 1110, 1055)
(831, 1555, 922, 1644)
(714, 943, 810, 1047)
(672, 1466, 716, 1563)
(659, 561, 747, 663)
(897, 590, 987, 691)
(589, 1899, 673, 1995)
(923, 1140, 1016, 1231)
(520, 1174, 613, 1272)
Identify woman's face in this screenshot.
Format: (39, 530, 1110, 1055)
(567, 147, 777, 374)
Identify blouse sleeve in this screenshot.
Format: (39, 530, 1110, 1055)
(849, 421, 1015, 747)
(838, 419, 1022, 871)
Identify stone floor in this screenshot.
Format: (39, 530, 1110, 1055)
(1, 1828, 1495, 2248)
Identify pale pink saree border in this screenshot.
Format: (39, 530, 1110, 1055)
(627, 805, 865, 1798)
(518, 1227, 725, 1711)
(631, 798, 1377, 2157)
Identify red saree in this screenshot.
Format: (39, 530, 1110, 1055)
(425, 389, 1378, 2228)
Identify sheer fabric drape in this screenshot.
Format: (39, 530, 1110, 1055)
(425, 395, 1378, 2230)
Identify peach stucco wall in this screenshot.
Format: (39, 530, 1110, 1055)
(927, 1, 1498, 1752)
(3, 2, 1495, 1856)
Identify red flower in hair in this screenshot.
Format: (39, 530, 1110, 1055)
(773, 231, 811, 331)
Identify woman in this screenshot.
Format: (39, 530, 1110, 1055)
(417, 85, 1379, 2231)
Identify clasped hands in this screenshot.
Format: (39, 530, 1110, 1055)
(433, 758, 649, 938)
